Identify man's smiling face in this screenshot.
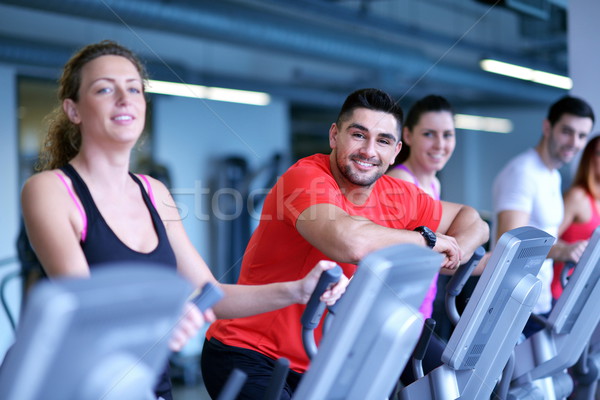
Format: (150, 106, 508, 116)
(329, 107, 401, 189)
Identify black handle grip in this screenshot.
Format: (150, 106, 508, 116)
(414, 318, 437, 361)
(217, 368, 247, 400)
(412, 318, 436, 380)
(191, 282, 224, 312)
(262, 358, 290, 400)
(326, 296, 342, 316)
(301, 265, 343, 330)
(560, 261, 576, 288)
(446, 246, 485, 296)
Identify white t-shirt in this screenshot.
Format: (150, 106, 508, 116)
(492, 148, 563, 314)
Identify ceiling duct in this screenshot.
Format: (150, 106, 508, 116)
(1, 0, 564, 104)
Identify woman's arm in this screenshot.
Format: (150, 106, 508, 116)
(21, 171, 90, 278)
(549, 186, 589, 262)
(558, 186, 588, 236)
(437, 200, 490, 264)
(149, 177, 347, 320)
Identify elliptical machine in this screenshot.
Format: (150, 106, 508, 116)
(506, 226, 600, 400)
(399, 227, 554, 400)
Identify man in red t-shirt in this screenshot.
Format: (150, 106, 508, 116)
(202, 88, 489, 399)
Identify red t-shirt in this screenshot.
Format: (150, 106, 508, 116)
(206, 153, 442, 373)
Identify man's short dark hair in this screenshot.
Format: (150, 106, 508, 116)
(547, 95, 595, 126)
(336, 89, 403, 138)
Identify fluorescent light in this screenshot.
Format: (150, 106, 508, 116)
(455, 113, 513, 134)
(146, 80, 271, 106)
(480, 59, 572, 90)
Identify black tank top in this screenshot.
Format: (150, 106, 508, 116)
(60, 164, 177, 270)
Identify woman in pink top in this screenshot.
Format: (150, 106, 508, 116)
(387, 95, 456, 319)
(552, 135, 600, 299)
(390, 95, 470, 385)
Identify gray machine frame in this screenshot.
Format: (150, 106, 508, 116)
(570, 323, 600, 400)
(399, 226, 555, 400)
(292, 243, 443, 400)
(0, 263, 192, 400)
(509, 226, 600, 400)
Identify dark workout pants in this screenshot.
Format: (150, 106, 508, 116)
(201, 338, 302, 400)
(201, 336, 445, 399)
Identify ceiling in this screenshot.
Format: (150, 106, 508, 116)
(0, 0, 569, 109)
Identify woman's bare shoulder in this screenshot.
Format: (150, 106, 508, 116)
(564, 186, 588, 205)
(22, 169, 64, 194)
(21, 169, 76, 212)
(387, 167, 412, 182)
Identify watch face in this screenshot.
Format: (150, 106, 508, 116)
(416, 226, 436, 248)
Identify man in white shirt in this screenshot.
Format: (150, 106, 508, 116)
(493, 95, 594, 335)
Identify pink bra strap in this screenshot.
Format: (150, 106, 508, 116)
(395, 164, 419, 186)
(138, 174, 157, 208)
(55, 172, 88, 242)
(395, 164, 440, 200)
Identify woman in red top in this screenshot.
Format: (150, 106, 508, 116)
(552, 135, 600, 299)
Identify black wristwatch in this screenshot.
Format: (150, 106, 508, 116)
(414, 226, 436, 248)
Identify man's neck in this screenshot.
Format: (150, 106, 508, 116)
(535, 141, 560, 171)
(341, 186, 373, 205)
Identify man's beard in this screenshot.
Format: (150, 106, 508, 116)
(548, 136, 575, 167)
(337, 156, 384, 187)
